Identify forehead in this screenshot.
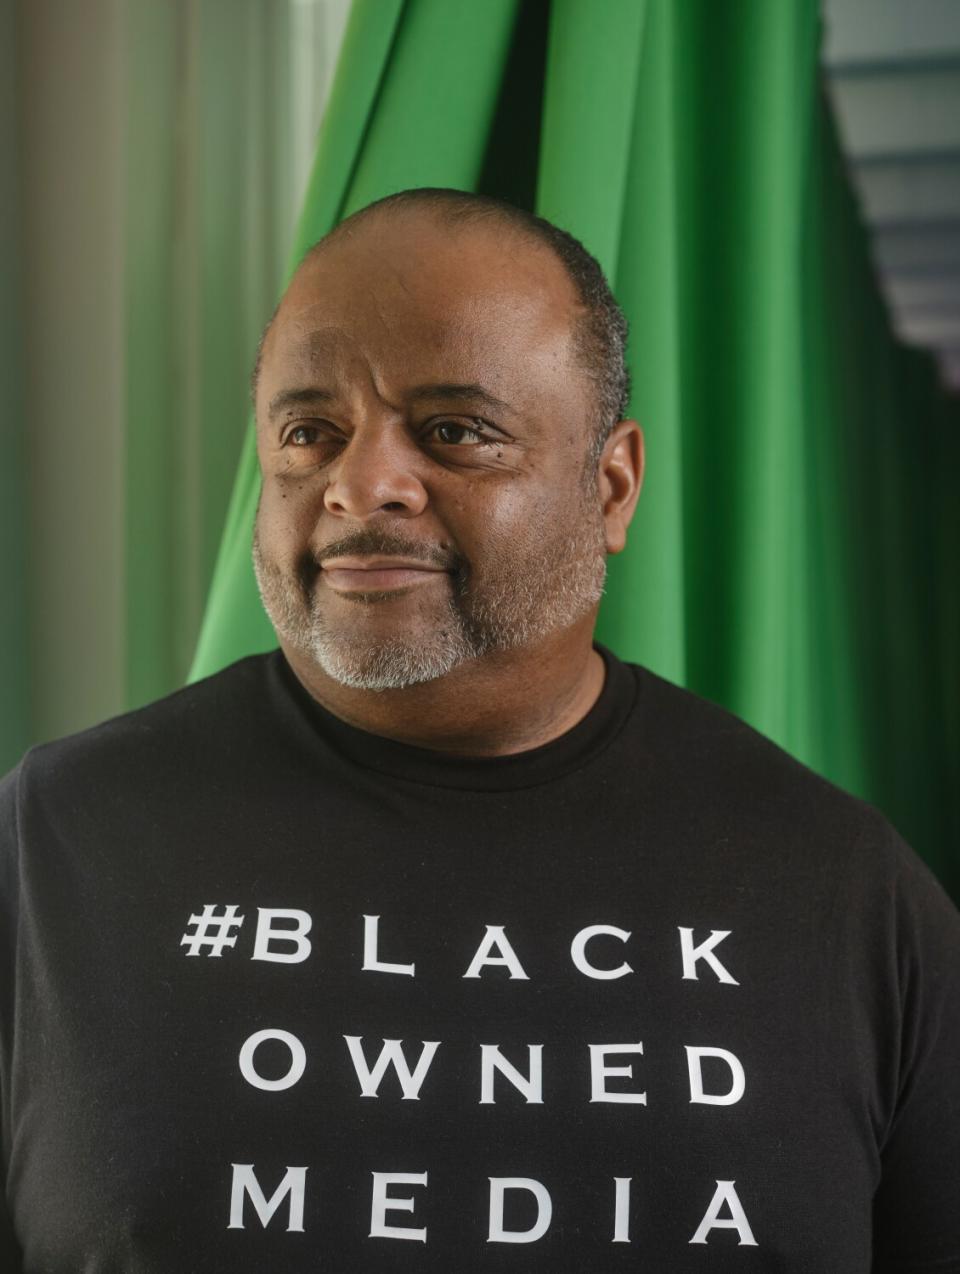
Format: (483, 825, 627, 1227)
(259, 212, 585, 404)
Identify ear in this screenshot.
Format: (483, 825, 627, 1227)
(598, 420, 644, 554)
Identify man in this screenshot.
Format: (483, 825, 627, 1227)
(1, 188, 958, 1272)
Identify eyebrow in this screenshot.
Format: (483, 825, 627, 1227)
(407, 383, 514, 415)
(267, 382, 514, 421)
(267, 387, 336, 420)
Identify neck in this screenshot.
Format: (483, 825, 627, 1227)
(279, 623, 606, 757)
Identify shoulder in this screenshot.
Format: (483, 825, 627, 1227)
(627, 659, 869, 810)
(0, 651, 277, 826)
(622, 658, 921, 882)
(617, 660, 960, 958)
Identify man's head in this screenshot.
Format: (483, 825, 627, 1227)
(252, 190, 632, 471)
(250, 189, 643, 692)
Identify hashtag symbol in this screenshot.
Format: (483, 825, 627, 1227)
(180, 904, 245, 957)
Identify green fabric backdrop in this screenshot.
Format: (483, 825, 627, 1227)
(188, 0, 960, 898)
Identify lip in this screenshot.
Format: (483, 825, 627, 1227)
(322, 556, 446, 571)
(318, 563, 445, 591)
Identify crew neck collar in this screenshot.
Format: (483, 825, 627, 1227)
(268, 642, 639, 792)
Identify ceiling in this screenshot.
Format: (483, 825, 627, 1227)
(823, 0, 960, 391)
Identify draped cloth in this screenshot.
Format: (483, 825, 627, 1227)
(189, 0, 960, 897)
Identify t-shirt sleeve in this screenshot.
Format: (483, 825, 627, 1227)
(871, 823, 960, 1272)
(0, 760, 25, 1272)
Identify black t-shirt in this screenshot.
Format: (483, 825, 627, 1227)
(1, 643, 958, 1272)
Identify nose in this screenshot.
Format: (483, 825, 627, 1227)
(322, 421, 428, 520)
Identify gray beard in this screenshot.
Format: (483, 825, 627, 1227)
(251, 505, 607, 691)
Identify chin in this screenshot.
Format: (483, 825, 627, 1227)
(307, 630, 476, 692)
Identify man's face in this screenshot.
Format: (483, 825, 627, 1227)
(251, 210, 611, 691)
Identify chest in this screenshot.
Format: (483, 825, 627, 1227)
(9, 821, 884, 1270)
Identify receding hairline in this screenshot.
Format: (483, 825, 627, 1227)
(255, 199, 584, 387)
(298, 194, 572, 271)
(282, 199, 587, 333)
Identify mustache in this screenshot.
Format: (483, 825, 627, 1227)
(297, 528, 469, 590)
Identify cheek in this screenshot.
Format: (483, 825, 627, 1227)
(256, 477, 322, 556)
(464, 484, 572, 565)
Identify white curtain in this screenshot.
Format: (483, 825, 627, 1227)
(3, 0, 350, 765)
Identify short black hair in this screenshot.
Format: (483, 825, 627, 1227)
(251, 187, 631, 472)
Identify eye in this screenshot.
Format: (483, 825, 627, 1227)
(425, 419, 494, 447)
(281, 418, 499, 450)
(285, 423, 331, 447)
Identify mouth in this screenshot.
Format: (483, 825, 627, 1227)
(320, 559, 449, 594)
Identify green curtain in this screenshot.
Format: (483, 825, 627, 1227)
(189, 0, 960, 899)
